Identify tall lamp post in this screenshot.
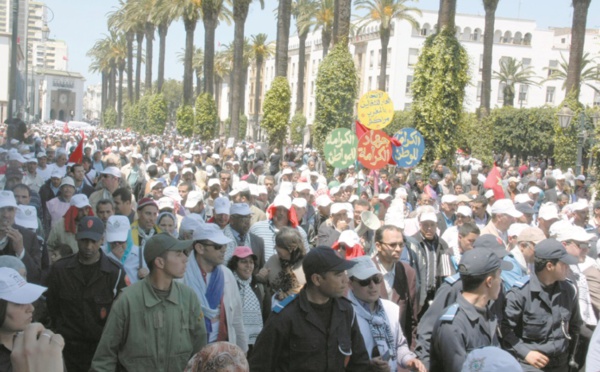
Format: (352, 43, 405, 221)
(557, 104, 600, 175)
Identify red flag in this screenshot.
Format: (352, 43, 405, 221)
(68, 132, 85, 164)
(355, 120, 402, 165)
(63, 121, 70, 133)
(484, 166, 505, 199)
(355, 120, 368, 139)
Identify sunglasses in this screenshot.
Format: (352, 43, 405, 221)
(354, 275, 383, 287)
(202, 243, 225, 251)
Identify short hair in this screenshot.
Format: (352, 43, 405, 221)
(53, 243, 73, 258)
(375, 225, 402, 243)
(219, 170, 232, 178)
(458, 222, 480, 237)
(264, 175, 275, 183)
(112, 187, 132, 203)
(83, 156, 92, 164)
(275, 227, 306, 256)
(462, 269, 499, 292)
(147, 250, 169, 272)
(534, 257, 558, 273)
(71, 163, 84, 172)
(238, 190, 251, 201)
(178, 181, 193, 190)
(353, 198, 371, 210)
(472, 195, 488, 207)
(11, 183, 31, 196)
(226, 254, 257, 273)
(147, 164, 158, 178)
(97, 199, 115, 210)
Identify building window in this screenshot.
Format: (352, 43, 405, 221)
(369, 50, 374, 69)
(519, 85, 529, 105)
(545, 87, 555, 103)
(312, 60, 316, 75)
(594, 91, 600, 107)
(408, 48, 419, 67)
(498, 82, 506, 102)
(292, 63, 295, 78)
(548, 59, 558, 77)
(387, 48, 391, 67)
(522, 58, 531, 67)
(311, 81, 314, 96)
(385, 75, 389, 92)
(477, 81, 483, 101)
(378, 49, 382, 68)
(479, 54, 483, 72)
(406, 75, 413, 95)
(368, 77, 372, 91)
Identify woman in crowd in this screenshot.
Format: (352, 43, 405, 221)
(227, 246, 270, 352)
(265, 227, 307, 305)
(45, 177, 76, 228)
(157, 212, 177, 237)
(104, 215, 148, 284)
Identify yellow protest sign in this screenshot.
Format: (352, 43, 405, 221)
(357, 90, 394, 130)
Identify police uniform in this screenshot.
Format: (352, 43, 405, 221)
(428, 248, 510, 372)
(501, 239, 582, 372)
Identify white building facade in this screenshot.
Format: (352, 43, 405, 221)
(240, 10, 600, 136)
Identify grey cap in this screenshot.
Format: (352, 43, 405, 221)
(535, 238, 578, 265)
(515, 202, 535, 215)
(144, 233, 193, 266)
(473, 234, 508, 258)
(458, 249, 513, 276)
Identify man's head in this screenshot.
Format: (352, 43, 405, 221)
(440, 194, 458, 217)
(458, 222, 480, 254)
(229, 203, 252, 235)
(458, 249, 510, 300)
(184, 190, 205, 214)
(469, 196, 488, 219)
(11, 184, 31, 206)
(490, 199, 522, 232)
(270, 195, 292, 227)
(192, 223, 233, 269)
(112, 187, 132, 216)
(571, 202, 589, 227)
(0, 191, 19, 228)
(347, 256, 383, 305)
(264, 176, 275, 194)
(71, 164, 85, 183)
(213, 197, 231, 229)
(100, 167, 121, 193)
(150, 181, 165, 200)
(137, 198, 159, 231)
(75, 216, 105, 264)
(219, 171, 232, 191)
(353, 199, 371, 226)
(96, 199, 115, 225)
(374, 225, 404, 264)
(516, 227, 546, 264)
(330, 203, 351, 231)
(534, 238, 578, 282)
(177, 182, 192, 204)
(144, 233, 192, 278)
(418, 212, 438, 240)
(553, 223, 595, 264)
(302, 246, 356, 298)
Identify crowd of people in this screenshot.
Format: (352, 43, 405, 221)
(1, 123, 600, 372)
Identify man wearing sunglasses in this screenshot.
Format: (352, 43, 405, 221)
(183, 223, 247, 352)
(89, 166, 121, 215)
(347, 256, 426, 372)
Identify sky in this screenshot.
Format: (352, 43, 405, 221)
(41, 0, 600, 87)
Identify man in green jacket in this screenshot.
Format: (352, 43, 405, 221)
(91, 233, 207, 371)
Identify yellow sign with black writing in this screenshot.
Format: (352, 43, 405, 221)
(357, 90, 394, 130)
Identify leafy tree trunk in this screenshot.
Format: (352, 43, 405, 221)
(126, 31, 134, 103)
(118, 64, 124, 126)
(109, 64, 117, 109)
(241, 65, 248, 115)
(215, 76, 222, 119)
(565, 0, 592, 99)
(503, 85, 514, 107)
(183, 18, 197, 105)
(332, 0, 339, 45)
(135, 31, 144, 101)
(322, 27, 332, 58)
(203, 12, 217, 95)
(275, 0, 292, 77)
(144, 22, 155, 94)
(480, 0, 499, 118)
(378, 27, 390, 91)
(157, 22, 168, 93)
(231, 0, 250, 140)
(336, 0, 352, 46)
(253, 55, 264, 139)
(101, 71, 108, 114)
(196, 70, 202, 97)
(296, 31, 308, 112)
(437, 0, 456, 32)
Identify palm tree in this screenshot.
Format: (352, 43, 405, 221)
(128, 0, 157, 94)
(545, 52, 600, 93)
(250, 34, 274, 139)
(311, 0, 334, 58)
(565, 0, 592, 100)
(437, 0, 456, 31)
(121, 0, 147, 101)
(292, 0, 316, 112)
(163, 0, 203, 104)
(203, 0, 233, 95)
(275, 0, 293, 76)
(193, 47, 204, 96)
(230, 0, 265, 139)
(152, 0, 177, 93)
(214, 50, 232, 130)
(107, 0, 135, 103)
(355, 0, 420, 92)
(88, 38, 112, 117)
(335, 0, 352, 46)
(108, 31, 128, 126)
(479, 0, 499, 118)
(493, 57, 538, 106)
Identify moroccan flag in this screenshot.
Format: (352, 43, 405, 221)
(68, 131, 85, 164)
(484, 165, 505, 199)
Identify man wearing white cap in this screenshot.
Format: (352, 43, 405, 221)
(212, 197, 231, 230)
(23, 156, 44, 193)
(47, 193, 93, 256)
(317, 202, 352, 247)
(574, 175, 590, 201)
(230, 183, 266, 225)
(407, 211, 451, 314)
(437, 194, 457, 236)
(441, 206, 476, 258)
(537, 202, 559, 238)
(480, 199, 523, 245)
(0, 191, 42, 284)
(46, 177, 77, 228)
(185, 190, 206, 220)
(184, 223, 247, 351)
(89, 166, 122, 215)
(104, 215, 148, 284)
(347, 256, 426, 372)
(223, 203, 266, 270)
(249, 194, 310, 261)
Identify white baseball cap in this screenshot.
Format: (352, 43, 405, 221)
(295, 183, 311, 193)
(0, 191, 18, 209)
(208, 178, 220, 188)
(514, 193, 533, 204)
(528, 186, 542, 194)
(441, 194, 458, 204)
(163, 186, 182, 202)
(51, 169, 64, 179)
(15, 205, 38, 230)
(316, 195, 333, 208)
(70, 194, 91, 209)
(157, 197, 175, 210)
(180, 215, 203, 232)
(214, 197, 231, 215)
(0, 267, 46, 304)
(456, 205, 472, 217)
(230, 203, 252, 216)
(101, 166, 121, 178)
(192, 223, 232, 244)
(105, 215, 130, 242)
(185, 190, 204, 209)
(168, 164, 179, 173)
(292, 198, 307, 209)
(330, 203, 350, 215)
(60, 177, 76, 188)
(282, 168, 293, 176)
(182, 167, 194, 175)
(338, 230, 361, 248)
(419, 212, 438, 223)
(507, 223, 530, 238)
(272, 194, 292, 210)
(538, 203, 559, 220)
(347, 256, 380, 280)
(278, 182, 294, 196)
(490, 199, 523, 218)
(484, 190, 495, 199)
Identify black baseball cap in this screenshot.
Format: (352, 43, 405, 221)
(515, 203, 535, 215)
(473, 234, 508, 258)
(535, 238, 578, 265)
(302, 246, 356, 280)
(76, 216, 105, 241)
(144, 233, 193, 266)
(458, 249, 512, 276)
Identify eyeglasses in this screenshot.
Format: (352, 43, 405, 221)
(380, 241, 404, 249)
(569, 241, 589, 250)
(202, 242, 225, 251)
(354, 275, 383, 287)
(110, 241, 127, 246)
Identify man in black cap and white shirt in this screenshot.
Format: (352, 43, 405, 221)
(502, 239, 581, 372)
(249, 246, 370, 371)
(430, 248, 512, 372)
